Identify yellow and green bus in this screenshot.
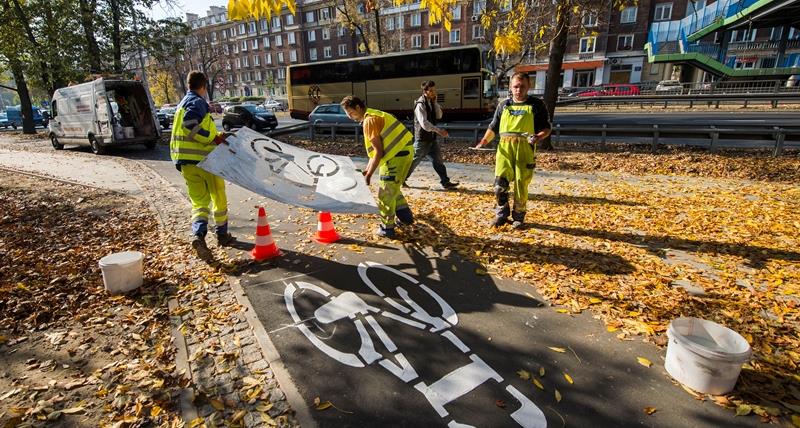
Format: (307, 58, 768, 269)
(287, 45, 497, 121)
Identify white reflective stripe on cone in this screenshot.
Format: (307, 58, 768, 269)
(255, 234, 274, 246)
(318, 221, 334, 232)
(257, 216, 269, 227)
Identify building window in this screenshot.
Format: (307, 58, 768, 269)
(233, 43, 239, 53)
(731, 29, 757, 43)
(290, 50, 297, 62)
(472, 25, 485, 39)
(243, 56, 249, 67)
(429, 32, 440, 47)
(288, 32, 296, 44)
(338, 25, 346, 37)
(248, 21, 256, 33)
(686, 0, 706, 16)
(306, 11, 315, 23)
(277, 52, 284, 63)
(260, 18, 268, 31)
(211, 32, 217, 42)
(579, 36, 596, 53)
(324, 46, 332, 58)
(411, 12, 421, 27)
(386, 17, 395, 31)
(338, 44, 347, 56)
(241, 40, 248, 51)
(322, 28, 330, 40)
(620, 7, 637, 23)
(275, 35, 283, 47)
(450, 29, 461, 43)
(399, 36, 405, 50)
(654, 3, 672, 21)
(309, 48, 317, 61)
(235, 58, 241, 68)
(272, 16, 281, 31)
(308, 30, 316, 42)
(251, 38, 258, 49)
(285, 14, 294, 26)
(221, 30, 227, 40)
(254, 55, 260, 66)
(263, 36, 270, 47)
(617, 34, 634, 50)
(582, 12, 598, 27)
(473, 0, 486, 14)
(452, 5, 461, 21)
(412, 34, 422, 48)
(321, 7, 331, 20)
(229, 28, 235, 38)
(278, 68, 286, 79)
(265, 53, 272, 64)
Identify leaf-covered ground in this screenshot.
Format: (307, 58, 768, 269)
(0, 170, 187, 427)
(332, 169, 800, 424)
(285, 136, 800, 184)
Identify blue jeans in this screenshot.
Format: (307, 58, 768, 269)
(407, 140, 450, 185)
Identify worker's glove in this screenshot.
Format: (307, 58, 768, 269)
(474, 138, 489, 149)
(214, 133, 229, 145)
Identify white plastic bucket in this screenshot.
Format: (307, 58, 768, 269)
(99, 251, 144, 294)
(665, 317, 751, 395)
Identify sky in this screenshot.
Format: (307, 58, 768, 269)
(146, 0, 227, 21)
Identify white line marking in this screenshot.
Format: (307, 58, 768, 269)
(441, 331, 470, 353)
(382, 311, 428, 330)
(506, 385, 548, 428)
(414, 354, 503, 417)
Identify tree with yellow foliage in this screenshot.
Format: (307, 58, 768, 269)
(148, 67, 179, 106)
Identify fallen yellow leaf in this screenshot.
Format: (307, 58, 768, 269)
(644, 407, 657, 415)
(539, 367, 545, 377)
(210, 398, 225, 411)
(589, 297, 602, 304)
(563, 373, 574, 384)
(150, 405, 163, 417)
(548, 347, 567, 353)
(555, 308, 569, 314)
(791, 414, 800, 428)
(532, 378, 544, 390)
(517, 370, 531, 380)
(188, 418, 205, 428)
(606, 326, 618, 332)
(555, 389, 562, 403)
(637, 357, 653, 368)
(314, 397, 333, 411)
(735, 404, 752, 416)
(475, 268, 487, 275)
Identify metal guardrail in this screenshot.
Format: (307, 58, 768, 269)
(556, 92, 800, 109)
(268, 120, 799, 157)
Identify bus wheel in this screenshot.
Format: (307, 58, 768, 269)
(50, 134, 64, 150)
(89, 135, 105, 155)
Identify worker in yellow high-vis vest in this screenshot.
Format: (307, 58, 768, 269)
(341, 96, 415, 239)
(170, 71, 234, 255)
(475, 72, 552, 229)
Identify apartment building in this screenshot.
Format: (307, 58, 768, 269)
(378, 0, 484, 53)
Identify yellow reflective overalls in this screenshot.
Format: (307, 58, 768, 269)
(494, 102, 536, 223)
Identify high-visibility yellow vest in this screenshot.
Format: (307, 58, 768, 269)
(499, 102, 535, 136)
(362, 108, 413, 163)
(169, 102, 218, 163)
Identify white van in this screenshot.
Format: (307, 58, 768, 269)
(48, 78, 161, 154)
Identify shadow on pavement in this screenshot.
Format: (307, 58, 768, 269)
(449, 188, 645, 206)
(528, 222, 800, 268)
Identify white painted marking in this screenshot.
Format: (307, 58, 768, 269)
(379, 353, 418, 383)
(314, 291, 379, 323)
(419, 283, 458, 327)
(448, 422, 476, 428)
(397, 287, 451, 332)
(384, 296, 412, 314)
(354, 319, 382, 364)
(358, 261, 419, 297)
(414, 354, 503, 417)
(365, 315, 398, 352)
(382, 311, 428, 330)
(441, 331, 470, 353)
(284, 282, 364, 368)
(506, 385, 548, 428)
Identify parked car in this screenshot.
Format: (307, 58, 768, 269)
(262, 99, 286, 112)
(208, 101, 223, 114)
(48, 78, 161, 154)
(3, 105, 48, 128)
(0, 111, 10, 128)
(241, 101, 259, 106)
(157, 107, 177, 129)
(578, 84, 640, 97)
(309, 104, 354, 130)
(559, 87, 587, 98)
(656, 80, 684, 93)
(222, 105, 278, 131)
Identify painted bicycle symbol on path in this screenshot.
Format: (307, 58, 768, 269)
(284, 262, 547, 428)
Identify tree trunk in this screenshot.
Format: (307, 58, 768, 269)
(79, 0, 102, 73)
(110, 0, 122, 73)
(541, 3, 571, 151)
(373, 8, 382, 54)
(8, 0, 54, 95)
(10, 59, 36, 134)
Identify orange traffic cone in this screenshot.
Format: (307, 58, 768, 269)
(251, 207, 281, 261)
(314, 211, 341, 244)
